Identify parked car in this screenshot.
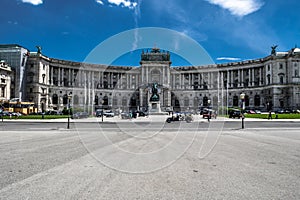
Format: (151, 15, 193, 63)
(255, 110, 262, 114)
(71, 112, 89, 119)
(228, 110, 242, 119)
(121, 112, 131, 119)
(45, 110, 63, 115)
(202, 109, 217, 119)
(95, 110, 103, 117)
(103, 110, 114, 117)
(166, 113, 185, 123)
(246, 110, 256, 114)
(134, 111, 148, 117)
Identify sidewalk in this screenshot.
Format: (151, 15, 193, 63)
(2, 115, 300, 123)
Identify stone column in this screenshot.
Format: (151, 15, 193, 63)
(207, 72, 211, 89)
(252, 68, 255, 86)
(248, 68, 251, 86)
(179, 74, 182, 89)
(126, 74, 129, 89)
(101, 72, 104, 88)
(120, 73, 123, 89)
(68, 69, 71, 87)
(220, 71, 223, 88)
(259, 67, 264, 85)
(241, 69, 244, 87)
(146, 66, 149, 83)
(259, 67, 263, 86)
(167, 90, 171, 107)
(61, 68, 64, 87)
(139, 88, 143, 107)
(192, 73, 194, 89)
(142, 67, 144, 83)
(231, 70, 234, 87)
(167, 67, 170, 86)
(58, 67, 61, 86)
(163, 67, 165, 84)
(50, 66, 53, 85)
(226, 70, 229, 88)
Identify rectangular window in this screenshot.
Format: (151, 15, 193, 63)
(279, 63, 283, 69)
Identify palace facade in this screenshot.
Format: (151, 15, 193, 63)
(1, 44, 300, 114)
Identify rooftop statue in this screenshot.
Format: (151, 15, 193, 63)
(36, 45, 42, 54)
(271, 45, 278, 55)
(141, 48, 170, 62)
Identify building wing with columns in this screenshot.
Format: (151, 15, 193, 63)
(5, 45, 300, 114)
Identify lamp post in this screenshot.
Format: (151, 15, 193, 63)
(0, 104, 3, 123)
(240, 92, 245, 129)
(101, 100, 104, 122)
(207, 99, 211, 122)
(67, 94, 72, 129)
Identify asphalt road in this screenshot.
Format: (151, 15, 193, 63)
(0, 119, 299, 199)
(1, 119, 300, 131)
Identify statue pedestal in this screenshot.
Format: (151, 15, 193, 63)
(148, 101, 167, 115)
(149, 101, 161, 113)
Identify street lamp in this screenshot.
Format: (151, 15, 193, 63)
(101, 100, 104, 122)
(67, 93, 72, 129)
(207, 99, 211, 122)
(240, 92, 245, 129)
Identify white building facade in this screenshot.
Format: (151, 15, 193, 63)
(24, 47, 300, 114)
(0, 61, 12, 101)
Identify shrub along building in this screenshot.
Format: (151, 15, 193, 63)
(1, 44, 300, 114)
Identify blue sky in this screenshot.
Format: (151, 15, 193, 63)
(1, 0, 300, 66)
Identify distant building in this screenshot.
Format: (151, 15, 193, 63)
(2, 44, 300, 113)
(0, 44, 29, 101)
(0, 60, 12, 101)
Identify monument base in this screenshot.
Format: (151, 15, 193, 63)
(148, 101, 168, 115)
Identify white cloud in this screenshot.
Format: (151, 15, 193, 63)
(107, 0, 137, 9)
(205, 0, 264, 17)
(217, 57, 241, 61)
(21, 0, 43, 5)
(96, 0, 104, 5)
(131, 0, 142, 51)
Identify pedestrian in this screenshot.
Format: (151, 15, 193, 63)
(208, 111, 211, 122)
(268, 110, 272, 120)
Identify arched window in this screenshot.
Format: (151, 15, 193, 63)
(193, 97, 199, 109)
(280, 76, 284, 84)
(73, 95, 79, 105)
(213, 96, 218, 107)
(113, 97, 118, 107)
(254, 95, 260, 107)
(233, 95, 239, 107)
(63, 94, 68, 105)
(171, 93, 180, 108)
(52, 94, 58, 104)
(151, 69, 161, 83)
(103, 96, 108, 106)
(184, 97, 189, 107)
(122, 97, 127, 107)
(278, 73, 285, 85)
(130, 96, 137, 107)
(267, 74, 271, 85)
(203, 96, 208, 107)
(42, 74, 45, 84)
(28, 72, 34, 83)
(94, 95, 99, 105)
